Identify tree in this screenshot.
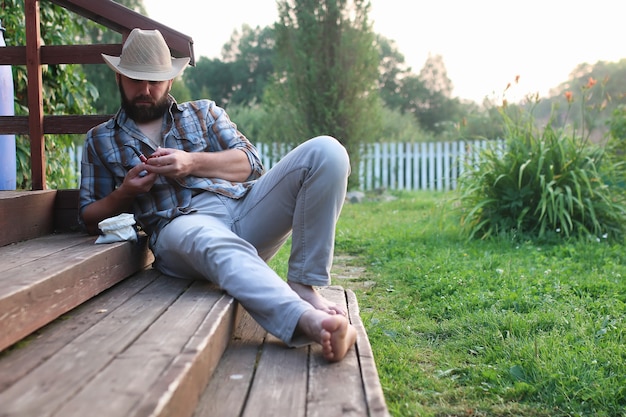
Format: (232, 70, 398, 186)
(376, 35, 413, 111)
(81, 15, 122, 114)
(222, 24, 276, 106)
(268, 0, 381, 187)
(376, 41, 469, 139)
(183, 25, 276, 107)
(459, 101, 506, 141)
(184, 57, 236, 105)
(419, 53, 453, 97)
(413, 54, 463, 135)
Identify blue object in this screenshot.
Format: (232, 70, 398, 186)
(0, 20, 16, 190)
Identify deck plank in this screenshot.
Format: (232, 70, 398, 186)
(0, 274, 192, 416)
(194, 286, 390, 417)
(133, 290, 237, 417)
(307, 286, 368, 417)
(346, 290, 389, 417)
(53, 189, 81, 232)
(0, 270, 159, 391)
(0, 190, 56, 246)
(51, 280, 235, 417)
(193, 309, 267, 417)
(0, 233, 94, 274)
(0, 233, 153, 352)
(242, 333, 309, 417)
(0, 273, 388, 417)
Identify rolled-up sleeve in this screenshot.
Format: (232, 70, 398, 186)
(206, 102, 264, 180)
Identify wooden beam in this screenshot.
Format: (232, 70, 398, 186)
(44, 115, 113, 134)
(0, 44, 123, 65)
(0, 116, 28, 135)
(41, 44, 123, 65)
(25, 0, 46, 190)
(48, 0, 195, 64)
(0, 115, 113, 135)
(0, 46, 24, 65)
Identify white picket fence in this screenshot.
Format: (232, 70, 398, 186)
(357, 140, 503, 191)
(72, 139, 503, 191)
(253, 140, 505, 191)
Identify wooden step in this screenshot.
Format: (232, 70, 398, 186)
(0, 232, 153, 352)
(0, 189, 82, 247)
(0, 190, 57, 246)
(0, 270, 238, 417)
(195, 286, 390, 417)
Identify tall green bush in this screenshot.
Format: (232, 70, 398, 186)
(458, 84, 626, 241)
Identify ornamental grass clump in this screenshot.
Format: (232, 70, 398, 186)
(458, 80, 626, 241)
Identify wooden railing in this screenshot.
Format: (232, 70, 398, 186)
(0, 0, 194, 190)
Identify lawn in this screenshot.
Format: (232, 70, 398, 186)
(276, 191, 626, 417)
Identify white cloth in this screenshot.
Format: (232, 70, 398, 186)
(95, 213, 138, 244)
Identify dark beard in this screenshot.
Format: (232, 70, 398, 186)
(119, 83, 170, 123)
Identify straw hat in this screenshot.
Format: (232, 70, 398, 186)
(102, 28, 190, 81)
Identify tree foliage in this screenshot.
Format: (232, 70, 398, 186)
(376, 35, 413, 110)
(413, 54, 464, 134)
(184, 24, 275, 107)
(178, 17, 484, 147)
(376, 37, 466, 137)
(266, 0, 381, 187)
(80, 12, 123, 114)
(184, 57, 235, 106)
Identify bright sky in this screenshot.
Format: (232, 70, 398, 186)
(144, 0, 625, 104)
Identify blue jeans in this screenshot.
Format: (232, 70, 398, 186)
(152, 136, 350, 345)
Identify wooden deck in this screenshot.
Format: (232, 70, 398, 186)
(0, 190, 389, 417)
(0, 271, 237, 417)
(196, 286, 388, 417)
(0, 232, 153, 352)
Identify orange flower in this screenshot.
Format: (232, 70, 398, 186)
(565, 91, 573, 103)
(586, 77, 597, 88)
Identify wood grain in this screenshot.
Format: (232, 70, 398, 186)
(0, 233, 153, 352)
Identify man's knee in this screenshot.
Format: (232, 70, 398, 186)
(308, 135, 350, 176)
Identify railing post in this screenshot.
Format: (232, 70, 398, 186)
(25, 0, 46, 190)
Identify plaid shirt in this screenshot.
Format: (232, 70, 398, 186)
(79, 97, 264, 242)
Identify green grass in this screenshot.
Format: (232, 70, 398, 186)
(270, 191, 626, 417)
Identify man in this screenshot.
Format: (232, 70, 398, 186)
(79, 28, 356, 362)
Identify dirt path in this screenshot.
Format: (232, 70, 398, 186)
(331, 255, 375, 291)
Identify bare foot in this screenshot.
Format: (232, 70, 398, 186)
(298, 310, 357, 362)
(288, 282, 347, 316)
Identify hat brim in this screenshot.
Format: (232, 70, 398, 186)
(102, 54, 190, 82)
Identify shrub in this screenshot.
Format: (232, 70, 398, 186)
(458, 83, 626, 241)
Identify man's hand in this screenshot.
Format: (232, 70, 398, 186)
(122, 162, 159, 194)
(144, 148, 193, 178)
(144, 147, 253, 182)
(81, 164, 157, 235)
